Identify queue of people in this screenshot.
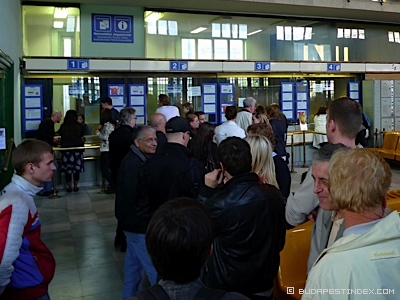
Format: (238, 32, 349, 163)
(1, 95, 399, 300)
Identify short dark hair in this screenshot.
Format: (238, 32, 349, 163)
(101, 97, 112, 105)
(100, 108, 116, 125)
(225, 106, 237, 120)
(12, 139, 53, 175)
(218, 137, 252, 176)
(146, 198, 213, 283)
(158, 94, 170, 106)
(194, 111, 205, 117)
(328, 97, 362, 139)
(316, 106, 327, 116)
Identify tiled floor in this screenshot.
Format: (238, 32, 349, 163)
(35, 164, 400, 300)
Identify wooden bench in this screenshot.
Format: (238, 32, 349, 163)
(369, 132, 400, 160)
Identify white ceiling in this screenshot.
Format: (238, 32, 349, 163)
(21, 0, 400, 24)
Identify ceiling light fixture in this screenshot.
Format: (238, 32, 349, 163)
(54, 7, 68, 19)
(247, 29, 262, 36)
(145, 12, 164, 23)
(53, 21, 64, 29)
(190, 26, 207, 34)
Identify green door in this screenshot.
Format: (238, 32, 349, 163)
(0, 49, 14, 189)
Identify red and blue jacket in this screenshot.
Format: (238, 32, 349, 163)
(0, 175, 55, 300)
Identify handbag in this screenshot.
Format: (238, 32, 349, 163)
(205, 141, 217, 172)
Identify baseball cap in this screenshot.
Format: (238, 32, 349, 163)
(166, 116, 191, 133)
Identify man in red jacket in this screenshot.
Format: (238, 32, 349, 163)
(0, 139, 56, 300)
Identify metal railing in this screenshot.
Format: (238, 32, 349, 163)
(50, 144, 101, 198)
(286, 130, 327, 173)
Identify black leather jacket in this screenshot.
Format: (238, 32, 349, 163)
(198, 173, 286, 296)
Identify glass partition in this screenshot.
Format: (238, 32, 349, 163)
(23, 6, 80, 57)
(145, 10, 400, 62)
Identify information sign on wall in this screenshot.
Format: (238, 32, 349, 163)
(348, 82, 360, 102)
(129, 84, 147, 125)
(92, 14, 134, 43)
(220, 83, 235, 123)
(202, 84, 217, 124)
(22, 84, 43, 132)
(108, 84, 125, 110)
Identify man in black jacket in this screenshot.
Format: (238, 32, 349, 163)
(36, 111, 62, 196)
(115, 125, 158, 299)
(149, 113, 167, 152)
(198, 137, 286, 299)
(138, 116, 203, 211)
(109, 107, 136, 251)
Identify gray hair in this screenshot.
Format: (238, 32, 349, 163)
(119, 107, 136, 125)
(243, 97, 257, 108)
(312, 143, 348, 164)
(133, 125, 156, 141)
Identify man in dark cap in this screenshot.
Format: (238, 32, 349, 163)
(138, 116, 203, 211)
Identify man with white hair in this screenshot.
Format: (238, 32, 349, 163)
(303, 148, 400, 300)
(236, 97, 257, 132)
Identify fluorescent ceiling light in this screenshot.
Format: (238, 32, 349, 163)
(191, 26, 207, 34)
(247, 29, 262, 36)
(53, 21, 64, 29)
(145, 12, 164, 23)
(66, 16, 75, 32)
(54, 7, 68, 19)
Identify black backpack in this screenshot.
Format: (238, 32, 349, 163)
(135, 284, 226, 300)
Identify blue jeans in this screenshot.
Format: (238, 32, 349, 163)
(35, 292, 50, 300)
(123, 231, 158, 300)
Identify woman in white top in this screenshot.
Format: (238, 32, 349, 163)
(313, 105, 328, 148)
(155, 94, 180, 121)
(96, 108, 116, 191)
(214, 106, 246, 145)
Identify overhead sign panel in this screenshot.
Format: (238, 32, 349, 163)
(327, 63, 341, 72)
(170, 61, 188, 71)
(254, 62, 271, 71)
(67, 59, 89, 70)
(92, 14, 134, 43)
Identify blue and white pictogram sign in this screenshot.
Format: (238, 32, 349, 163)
(67, 59, 89, 70)
(170, 61, 189, 71)
(254, 62, 271, 71)
(327, 63, 341, 72)
(92, 14, 134, 43)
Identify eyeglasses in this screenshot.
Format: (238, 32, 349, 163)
(134, 117, 138, 120)
(140, 138, 158, 143)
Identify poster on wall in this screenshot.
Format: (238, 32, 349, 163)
(281, 82, 294, 121)
(92, 14, 134, 43)
(202, 84, 217, 124)
(108, 84, 125, 110)
(0, 128, 6, 150)
(23, 84, 43, 132)
(220, 83, 235, 124)
(129, 84, 147, 125)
